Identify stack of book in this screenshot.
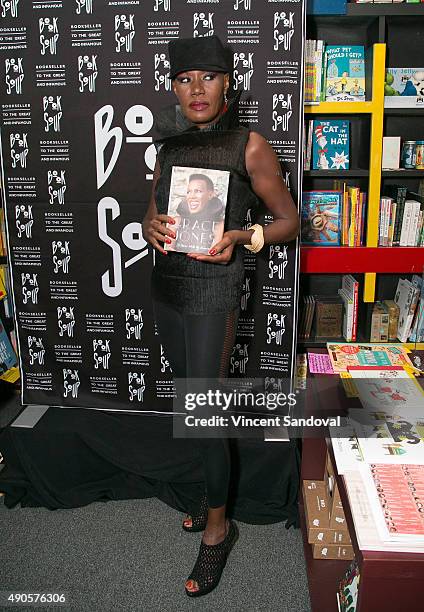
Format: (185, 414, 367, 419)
(301, 187, 366, 247)
(328, 357, 424, 555)
(304, 42, 366, 104)
(298, 295, 316, 341)
(394, 275, 424, 343)
(338, 275, 359, 342)
(299, 276, 359, 343)
(378, 184, 424, 247)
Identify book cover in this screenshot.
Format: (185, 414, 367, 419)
(312, 120, 350, 170)
(324, 45, 366, 102)
(164, 166, 230, 254)
(315, 296, 343, 338)
(326, 343, 413, 373)
(301, 191, 342, 245)
(394, 278, 420, 342)
(385, 68, 424, 108)
(0, 316, 17, 374)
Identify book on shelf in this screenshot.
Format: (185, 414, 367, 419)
(378, 187, 424, 247)
(394, 276, 421, 342)
(385, 68, 424, 108)
(311, 120, 350, 170)
(410, 277, 424, 343)
(333, 180, 367, 247)
(298, 295, 316, 341)
(315, 296, 343, 338)
(338, 560, 360, 612)
(338, 275, 359, 342)
(0, 315, 17, 374)
(301, 191, 342, 245)
(323, 45, 366, 102)
(304, 39, 325, 104)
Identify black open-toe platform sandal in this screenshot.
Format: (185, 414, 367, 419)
(185, 520, 239, 598)
(182, 493, 208, 533)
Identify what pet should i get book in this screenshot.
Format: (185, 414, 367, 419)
(324, 45, 365, 102)
(165, 166, 230, 254)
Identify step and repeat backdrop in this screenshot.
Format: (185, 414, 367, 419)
(0, 0, 305, 412)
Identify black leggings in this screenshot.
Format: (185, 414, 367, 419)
(153, 299, 239, 508)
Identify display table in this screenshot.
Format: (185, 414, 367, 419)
(301, 369, 424, 612)
(0, 405, 300, 526)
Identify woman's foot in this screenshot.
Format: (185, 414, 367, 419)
(182, 493, 208, 533)
(185, 519, 238, 597)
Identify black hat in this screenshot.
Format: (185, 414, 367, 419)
(168, 35, 230, 80)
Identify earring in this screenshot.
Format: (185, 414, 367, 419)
(224, 91, 228, 104)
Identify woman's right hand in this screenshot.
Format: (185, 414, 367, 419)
(143, 214, 176, 256)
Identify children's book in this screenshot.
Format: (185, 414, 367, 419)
(324, 45, 366, 102)
(312, 120, 350, 170)
(385, 68, 424, 108)
(326, 342, 413, 373)
(164, 166, 230, 254)
(0, 317, 17, 374)
(301, 191, 342, 245)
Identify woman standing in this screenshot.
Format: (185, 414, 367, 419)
(143, 35, 299, 597)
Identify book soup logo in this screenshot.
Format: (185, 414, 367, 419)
(1, 0, 19, 18)
(93, 339, 111, 369)
(57, 306, 75, 338)
(160, 344, 171, 373)
(154, 53, 171, 91)
(193, 12, 214, 37)
(78, 55, 98, 93)
(52, 241, 71, 274)
(28, 336, 45, 366)
(125, 308, 143, 341)
(233, 52, 254, 91)
(5, 58, 24, 95)
(48, 170, 66, 205)
(63, 368, 80, 398)
(22, 273, 39, 305)
(153, 0, 171, 12)
(234, 0, 251, 10)
(272, 93, 292, 133)
(39, 18, 59, 56)
(268, 244, 288, 280)
(128, 372, 145, 402)
(43, 96, 62, 132)
(266, 313, 285, 346)
(10, 133, 28, 169)
(230, 343, 249, 375)
(115, 14, 135, 53)
(16, 204, 33, 239)
(75, 0, 93, 15)
(273, 11, 294, 52)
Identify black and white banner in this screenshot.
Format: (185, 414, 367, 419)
(0, 0, 305, 412)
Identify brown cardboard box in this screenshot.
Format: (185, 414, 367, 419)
(303, 480, 330, 528)
(312, 543, 354, 560)
(308, 526, 351, 545)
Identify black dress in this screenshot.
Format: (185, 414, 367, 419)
(152, 90, 260, 314)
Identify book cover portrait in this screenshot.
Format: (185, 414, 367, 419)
(165, 166, 230, 254)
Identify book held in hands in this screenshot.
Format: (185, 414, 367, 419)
(165, 166, 230, 254)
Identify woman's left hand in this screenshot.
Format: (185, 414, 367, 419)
(187, 230, 238, 264)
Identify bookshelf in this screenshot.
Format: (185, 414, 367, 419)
(300, 5, 424, 347)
